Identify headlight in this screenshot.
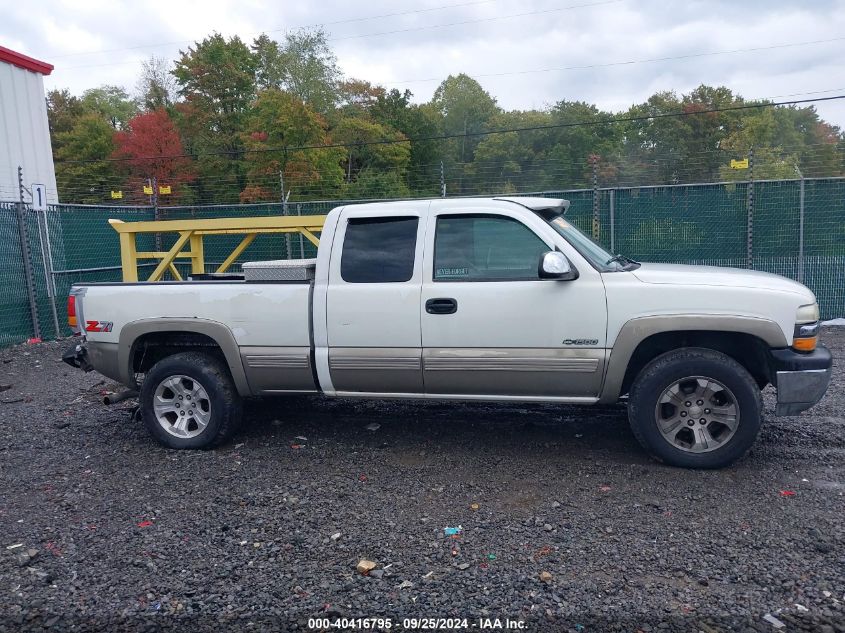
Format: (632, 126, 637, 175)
(793, 303, 820, 352)
(796, 303, 820, 324)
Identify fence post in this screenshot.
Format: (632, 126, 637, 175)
(152, 175, 162, 253)
(296, 203, 305, 258)
(798, 174, 805, 283)
(440, 161, 446, 197)
(35, 205, 61, 337)
(746, 148, 754, 269)
(590, 155, 600, 240)
(609, 188, 615, 253)
(16, 167, 41, 340)
(280, 169, 293, 259)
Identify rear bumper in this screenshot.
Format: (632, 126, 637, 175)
(64, 340, 123, 384)
(62, 341, 91, 371)
(770, 346, 833, 416)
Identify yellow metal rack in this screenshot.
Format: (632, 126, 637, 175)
(109, 215, 326, 282)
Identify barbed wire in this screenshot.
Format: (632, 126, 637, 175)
(30, 141, 843, 206)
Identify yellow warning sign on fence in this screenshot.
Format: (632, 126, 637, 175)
(158, 185, 171, 195)
(143, 185, 153, 195)
(730, 158, 749, 169)
(110, 190, 123, 199)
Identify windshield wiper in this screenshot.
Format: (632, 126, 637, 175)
(606, 254, 640, 267)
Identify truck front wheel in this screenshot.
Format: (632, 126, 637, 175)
(140, 352, 242, 449)
(627, 347, 762, 469)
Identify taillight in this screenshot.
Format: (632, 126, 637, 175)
(67, 295, 79, 333)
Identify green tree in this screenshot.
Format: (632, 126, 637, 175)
(431, 74, 499, 192)
(465, 102, 623, 192)
(332, 116, 411, 185)
(136, 56, 178, 111)
(53, 113, 117, 203)
(240, 89, 344, 201)
(80, 85, 138, 129)
(802, 119, 843, 177)
(46, 89, 84, 146)
(469, 128, 527, 193)
(432, 74, 498, 138)
(619, 87, 742, 185)
(620, 90, 687, 184)
(546, 101, 622, 188)
(172, 33, 258, 202)
(252, 34, 285, 91)
(771, 105, 843, 177)
(337, 79, 386, 117)
(279, 28, 340, 114)
(173, 33, 258, 118)
(718, 108, 802, 181)
(371, 90, 442, 194)
(344, 169, 410, 199)
(469, 110, 548, 193)
(675, 86, 745, 181)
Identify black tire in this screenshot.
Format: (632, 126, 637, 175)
(628, 347, 762, 469)
(140, 351, 242, 449)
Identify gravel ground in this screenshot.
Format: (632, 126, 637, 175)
(0, 331, 843, 632)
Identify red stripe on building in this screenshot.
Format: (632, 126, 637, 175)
(0, 46, 53, 75)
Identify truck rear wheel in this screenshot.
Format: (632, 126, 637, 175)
(140, 352, 242, 449)
(627, 347, 762, 469)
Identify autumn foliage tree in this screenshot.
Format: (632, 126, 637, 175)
(112, 109, 196, 201)
(240, 89, 344, 202)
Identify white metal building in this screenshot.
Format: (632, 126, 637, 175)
(0, 46, 58, 204)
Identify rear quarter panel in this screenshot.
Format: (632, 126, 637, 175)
(79, 283, 311, 347)
(78, 282, 314, 395)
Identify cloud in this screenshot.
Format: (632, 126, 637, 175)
(3, 0, 843, 125)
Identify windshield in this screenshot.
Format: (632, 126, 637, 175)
(544, 214, 630, 271)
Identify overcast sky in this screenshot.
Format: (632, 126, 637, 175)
(4, 0, 845, 126)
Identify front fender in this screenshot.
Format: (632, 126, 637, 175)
(598, 314, 788, 403)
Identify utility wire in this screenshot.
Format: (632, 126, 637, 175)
(384, 36, 845, 84)
(57, 0, 618, 70)
(329, 0, 621, 42)
(49, 0, 499, 59)
(53, 95, 845, 165)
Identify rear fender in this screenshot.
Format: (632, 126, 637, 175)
(118, 318, 251, 396)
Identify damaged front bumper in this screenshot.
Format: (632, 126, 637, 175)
(62, 341, 92, 372)
(771, 345, 833, 416)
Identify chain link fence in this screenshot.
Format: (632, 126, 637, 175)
(0, 176, 843, 347)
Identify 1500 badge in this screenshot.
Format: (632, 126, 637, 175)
(562, 338, 598, 346)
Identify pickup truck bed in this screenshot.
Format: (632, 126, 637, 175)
(77, 280, 315, 396)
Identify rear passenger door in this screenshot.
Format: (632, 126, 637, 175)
(325, 207, 426, 394)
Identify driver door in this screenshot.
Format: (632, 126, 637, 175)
(420, 208, 608, 399)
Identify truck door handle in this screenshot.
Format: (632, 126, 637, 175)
(425, 298, 458, 315)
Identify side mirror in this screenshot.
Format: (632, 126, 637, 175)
(538, 251, 578, 280)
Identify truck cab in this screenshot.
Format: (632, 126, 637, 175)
(315, 197, 608, 401)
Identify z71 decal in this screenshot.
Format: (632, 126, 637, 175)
(85, 320, 113, 333)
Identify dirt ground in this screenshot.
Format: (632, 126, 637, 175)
(0, 330, 843, 632)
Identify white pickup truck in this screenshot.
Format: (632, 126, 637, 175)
(63, 197, 832, 468)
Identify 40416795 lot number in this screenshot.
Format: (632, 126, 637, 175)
(307, 617, 527, 630)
